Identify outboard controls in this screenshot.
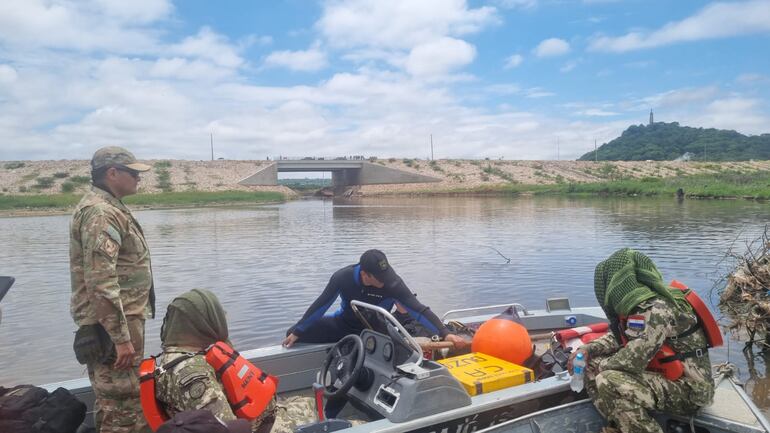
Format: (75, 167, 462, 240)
(348, 329, 471, 423)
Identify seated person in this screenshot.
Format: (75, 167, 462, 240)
(144, 289, 315, 433)
(283, 250, 467, 348)
(157, 410, 251, 433)
(570, 248, 715, 433)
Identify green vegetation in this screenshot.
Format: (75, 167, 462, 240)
(429, 160, 444, 173)
(3, 162, 25, 169)
(278, 178, 331, 191)
(70, 175, 91, 184)
(53, 172, 69, 179)
(154, 160, 172, 168)
(123, 191, 283, 206)
(0, 191, 284, 211)
(21, 172, 39, 182)
(155, 166, 173, 192)
(495, 170, 770, 199)
(482, 165, 514, 182)
(33, 177, 55, 189)
(580, 122, 770, 161)
(403, 158, 415, 167)
(60, 182, 76, 193)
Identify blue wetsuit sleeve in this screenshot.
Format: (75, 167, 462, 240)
(288, 275, 341, 337)
(392, 282, 449, 337)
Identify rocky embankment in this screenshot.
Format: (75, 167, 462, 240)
(2, 158, 770, 197)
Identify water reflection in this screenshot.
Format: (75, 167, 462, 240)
(0, 196, 767, 417)
(744, 347, 770, 411)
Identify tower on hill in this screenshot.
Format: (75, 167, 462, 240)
(649, 109, 654, 126)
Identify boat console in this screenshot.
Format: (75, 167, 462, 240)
(319, 301, 471, 423)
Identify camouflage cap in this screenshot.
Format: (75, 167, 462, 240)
(91, 146, 151, 172)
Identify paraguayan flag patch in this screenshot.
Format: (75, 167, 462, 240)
(628, 315, 646, 330)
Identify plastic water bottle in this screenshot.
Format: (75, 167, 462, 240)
(571, 352, 585, 392)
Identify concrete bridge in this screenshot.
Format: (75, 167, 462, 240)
(238, 160, 440, 193)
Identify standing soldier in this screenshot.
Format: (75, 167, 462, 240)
(71, 146, 155, 433)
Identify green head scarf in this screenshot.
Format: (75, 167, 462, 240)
(160, 289, 229, 349)
(594, 248, 682, 317)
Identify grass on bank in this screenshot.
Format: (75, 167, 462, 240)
(0, 191, 285, 211)
(430, 170, 770, 200)
(507, 170, 770, 199)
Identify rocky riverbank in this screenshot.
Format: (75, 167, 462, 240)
(3, 158, 770, 198)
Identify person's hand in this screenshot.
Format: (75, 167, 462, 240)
(444, 333, 469, 349)
(282, 333, 299, 348)
(567, 349, 588, 375)
(113, 341, 135, 370)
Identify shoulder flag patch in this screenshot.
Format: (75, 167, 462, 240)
(627, 315, 646, 330)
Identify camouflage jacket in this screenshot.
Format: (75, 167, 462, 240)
(70, 186, 153, 344)
(155, 347, 275, 432)
(156, 348, 237, 421)
(583, 298, 715, 405)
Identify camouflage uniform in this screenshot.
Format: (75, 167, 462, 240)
(582, 298, 714, 433)
(156, 349, 316, 433)
(71, 176, 153, 432)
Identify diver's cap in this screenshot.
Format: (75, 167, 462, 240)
(360, 249, 401, 288)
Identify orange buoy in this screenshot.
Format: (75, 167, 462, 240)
(472, 308, 533, 365)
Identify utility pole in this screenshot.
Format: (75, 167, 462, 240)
(430, 134, 434, 161)
(210, 133, 214, 161)
(594, 139, 598, 162)
(557, 137, 560, 161)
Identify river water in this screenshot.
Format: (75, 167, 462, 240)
(0, 195, 768, 415)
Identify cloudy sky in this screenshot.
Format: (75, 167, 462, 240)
(1, 0, 769, 161)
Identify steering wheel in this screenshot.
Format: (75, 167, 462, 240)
(320, 334, 365, 400)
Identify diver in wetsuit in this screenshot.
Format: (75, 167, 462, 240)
(282, 250, 467, 349)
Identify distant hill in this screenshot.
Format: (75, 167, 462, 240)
(579, 122, 770, 161)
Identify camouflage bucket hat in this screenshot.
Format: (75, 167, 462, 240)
(91, 146, 151, 172)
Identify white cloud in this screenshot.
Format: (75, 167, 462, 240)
(495, 0, 538, 9)
(534, 38, 570, 57)
(638, 86, 720, 109)
(690, 97, 768, 134)
(504, 54, 523, 69)
(560, 59, 579, 73)
(589, 0, 770, 53)
(577, 108, 619, 116)
(92, 0, 172, 24)
(264, 44, 328, 72)
(485, 84, 521, 95)
(317, 0, 498, 50)
(0, 0, 166, 53)
(405, 38, 476, 77)
(0, 65, 18, 84)
(169, 27, 244, 69)
(1, 0, 768, 163)
(736, 73, 770, 84)
(525, 87, 555, 98)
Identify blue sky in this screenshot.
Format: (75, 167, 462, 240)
(0, 0, 769, 161)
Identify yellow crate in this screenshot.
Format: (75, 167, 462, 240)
(437, 352, 534, 396)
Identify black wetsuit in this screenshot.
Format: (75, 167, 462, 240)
(287, 264, 449, 343)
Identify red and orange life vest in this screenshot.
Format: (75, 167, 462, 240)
(554, 280, 722, 381)
(622, 280, 722, 380)
(139, 341, 278, 432)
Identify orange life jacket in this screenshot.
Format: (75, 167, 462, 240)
(139, 341, 279, 432)
(619, 280, 722, 381)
